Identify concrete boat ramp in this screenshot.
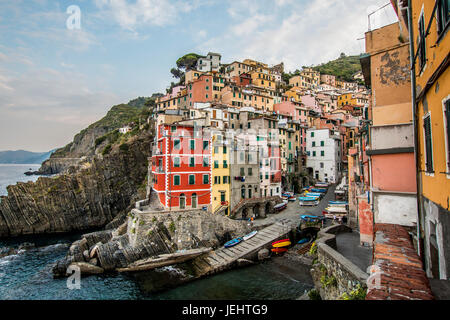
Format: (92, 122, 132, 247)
(190, 218, 298, 277)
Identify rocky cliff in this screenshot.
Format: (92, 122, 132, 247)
(0, 131, 153, 238)
(53, 209, 251, 277)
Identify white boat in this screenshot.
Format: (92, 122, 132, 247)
(325, 206, 347, 213)
(243, 230, 258, 241)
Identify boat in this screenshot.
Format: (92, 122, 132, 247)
(311, 188, 327, 193)
(274, 202, 288, 212)
(323, 206, 348, 219)
(300, 215, 325, 222)
(303, 192, 322, 198)
(271, 248, 288, 254)
(243, 231, 258, 241)
(329, 201, 347, 205)
(224, 237, 243, 248)
(297, 237, 311, 244)
(298, 196, 319, 206)
(272, 239, 291, 248)
(288, 196, 296, 202)
(315, 183, 328, 188)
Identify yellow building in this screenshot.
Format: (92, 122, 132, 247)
(185, 69, 204, 84)
(289, 68, 320, 90)
(284, 87, 302, 102)
(211, 132, 231, 215)
(337, 92, 356, 106)
(221, 85, 274, 112)
(409, 0, 450, 280)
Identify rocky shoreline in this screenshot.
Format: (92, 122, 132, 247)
(52, 209, 251, 278)
(0, 132, 153, 238)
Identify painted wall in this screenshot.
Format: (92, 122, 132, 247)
(371, 153, 416, 192)
(373, 193, 417, 227)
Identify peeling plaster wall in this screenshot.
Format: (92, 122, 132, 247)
(422, 196, 450, 280)
(373, 193, 417, 227)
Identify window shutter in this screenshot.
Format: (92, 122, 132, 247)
(424, 115, 433, 172)
(446, 101, 450, 168)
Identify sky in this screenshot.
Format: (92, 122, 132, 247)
(0, 0, 398, 152)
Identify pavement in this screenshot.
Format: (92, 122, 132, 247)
(335, 231, 372, 272)
(253, 184, 373, 273)
(253, 184, 337, 228)
(429, 278, 450, 300)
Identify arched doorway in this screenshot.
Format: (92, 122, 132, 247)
(265, 202, 271, 215)
(180, 194, 186, 209)
(242, 207, 249, 219)
(192, 193, 197, 209)
(253, 204, 260, 218)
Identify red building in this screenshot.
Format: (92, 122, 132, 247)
(152, 123, 211, 210)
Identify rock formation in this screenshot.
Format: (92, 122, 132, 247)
(0, 132, 153, 238)
(53, 210, 250, 277)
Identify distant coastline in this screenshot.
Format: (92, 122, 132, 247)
(0, 150, 54, 165)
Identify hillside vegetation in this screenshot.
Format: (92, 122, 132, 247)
(312, 53, 362, 82)
(51, 95, 159, 159)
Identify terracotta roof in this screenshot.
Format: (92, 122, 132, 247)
(366, 223, 434, 300)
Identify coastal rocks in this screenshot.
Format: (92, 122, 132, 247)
(258, 248, 270, 261)
(68, 262, 104, 275)
(53, 209, 250, 277)
(0, 132, 153, 238)
(237, 258, 255, 267)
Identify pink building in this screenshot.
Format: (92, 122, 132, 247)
(300, 94, 321, 114)
(273, 101, 308, 124)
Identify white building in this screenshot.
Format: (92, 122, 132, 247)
(196, 52, 221, 73)
(306, 128, 342, 183)
(119, 126, 132, 134)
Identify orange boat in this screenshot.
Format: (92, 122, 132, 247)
(271, 248, 288, 254)
(272, 239, 291, 248)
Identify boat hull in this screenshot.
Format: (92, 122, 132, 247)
(271, 248, 288, 254)
(272, 241, 291, 248)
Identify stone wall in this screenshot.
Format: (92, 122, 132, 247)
(310, 224, 369, 300)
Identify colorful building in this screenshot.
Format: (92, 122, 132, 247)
(407, 0, 450, 279)
(151, 122, 211, 210)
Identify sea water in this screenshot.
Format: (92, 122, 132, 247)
(0, 165, 313, 300)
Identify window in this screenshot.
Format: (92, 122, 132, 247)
(214, 160, 219, 169)
(437, 0, 450, 36)
(240, 167, 245, 176)
(418, 12, 427, 71)
(203, 141, 209, 150)
(312, 141, 316, 147)
(248, 168, 253, 176)
(190, 139, 195, 150)
(321, 151, 325, 157)
(174, 139, 180, 150)
(203, 174, 209, 184)
(223, 176, 229, 184)
(203, 157, 209, 167)
(174, 175, 180, 186)
(423, 114, 433, 173)
(189, 175, 195, 185)
(189, 157, 195, 167)
(321, 141, 324, 146)
(320, 162, 324, 168)
(311, 132, 314, 137)
(313, 151, 316, 157)
(223, 160, 228, 168)
(223, 146, 227, 154)
(445, 99, 450, 171)
(214, 146, 219, 154)
(173, 157, 180, 167)
(171, 126, 176, 132)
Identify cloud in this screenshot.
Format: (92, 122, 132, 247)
(94, 0, 197, 31)
(0, 55, 121, 150)
(198, 0, 398, 71)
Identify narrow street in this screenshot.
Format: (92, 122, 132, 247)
(254, 184, 337, 228)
